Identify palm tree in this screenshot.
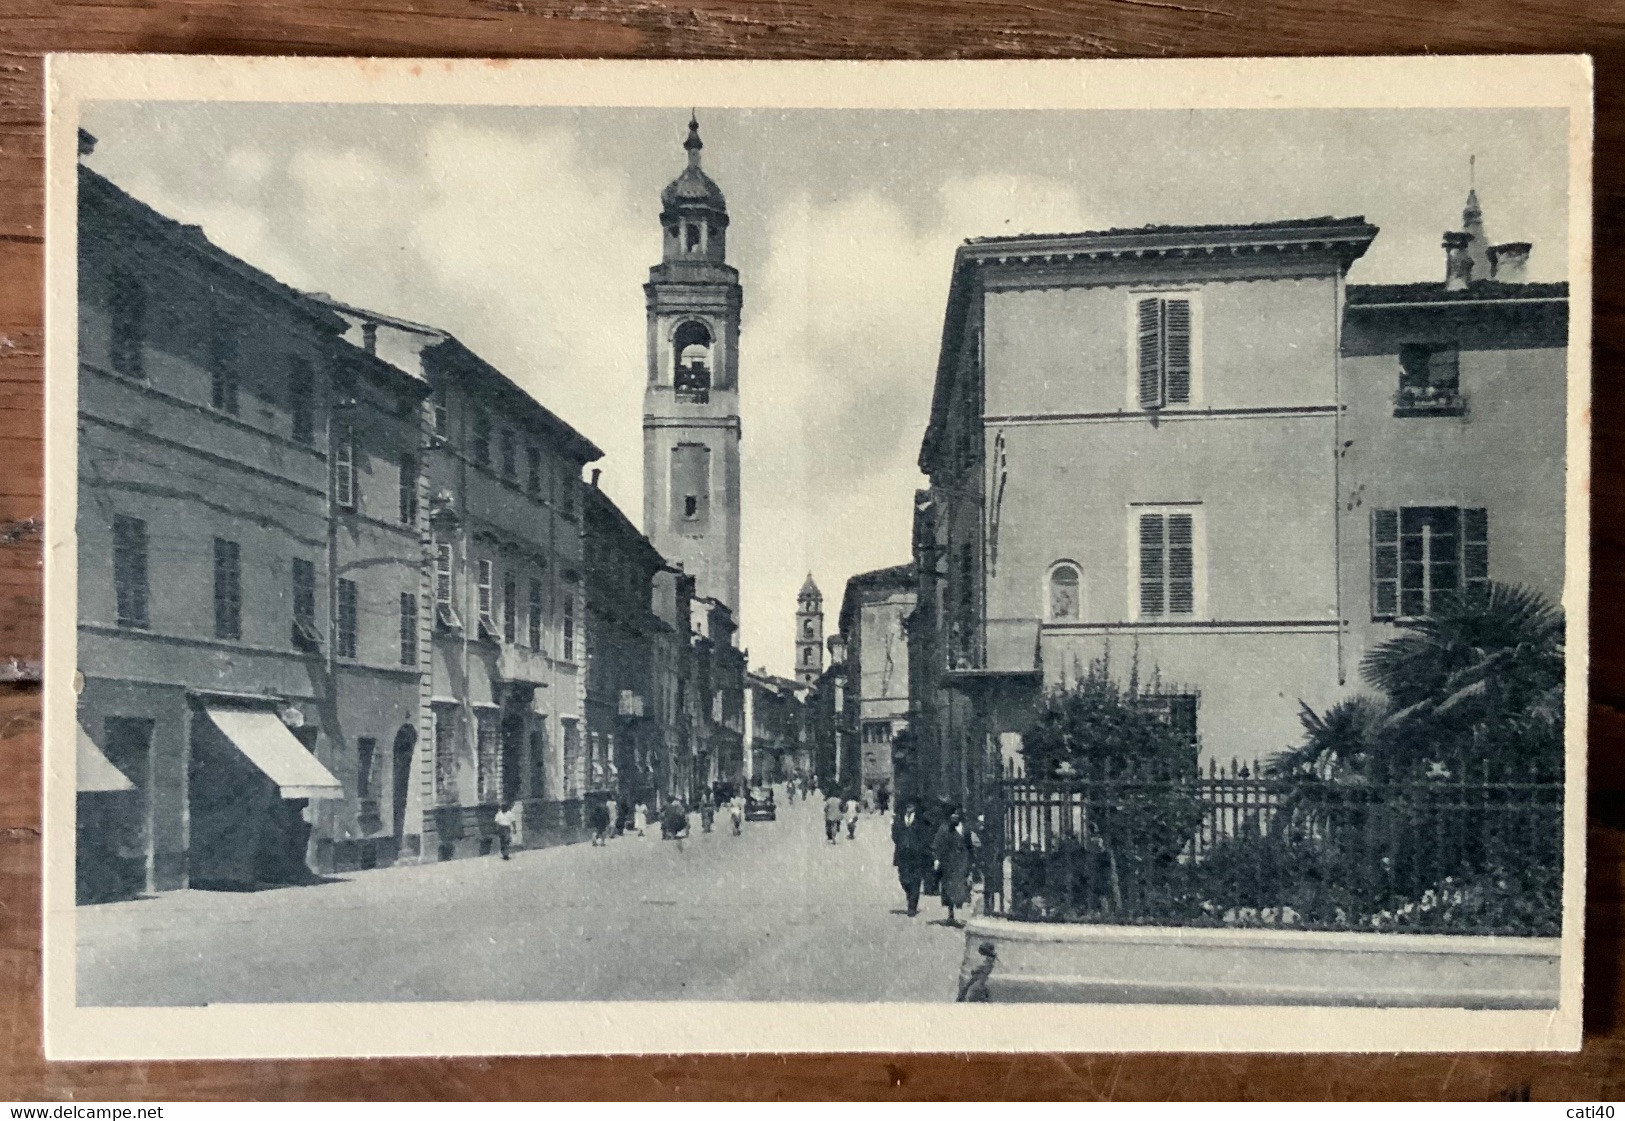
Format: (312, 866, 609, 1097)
(1264, 696, 1386, 781)
(1359, 583, 1564, 777)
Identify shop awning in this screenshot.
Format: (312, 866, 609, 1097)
(77, 722, 133, 793)
(204, 707, 343, 800)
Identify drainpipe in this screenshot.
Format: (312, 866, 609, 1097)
(322, 360, 343, 871)
(1333, 271, 1347, 687)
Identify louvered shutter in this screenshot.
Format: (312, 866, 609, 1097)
(1137, 298, 1163, 409)
(1371, 509, 1399, 620)
(1139, 514, 1165, 616)
(1163, 299, 1192, 404)
(1167, 514, 1194, 613)
(1463, 507, 1489, 601)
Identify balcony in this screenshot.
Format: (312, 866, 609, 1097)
(674, 387, 710, 405)
(1393, 384, 1467, 418)
(497, 643, 551, 685)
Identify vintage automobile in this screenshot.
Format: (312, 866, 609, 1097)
(744, 786, 777, 822)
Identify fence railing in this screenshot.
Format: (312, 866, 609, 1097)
(987, 758, 1564, 936)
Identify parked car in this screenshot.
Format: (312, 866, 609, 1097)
(744, 786, 776, 821)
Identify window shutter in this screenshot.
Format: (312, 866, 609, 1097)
(1138, 514, 1165, 617)
(1167, 514, 1194, 614)
(478, 560, 494, 619)
(1428, 348, 1461, 392)
(1371, 509, 1399, 620)
(1463, 507, 1489, 600)
(1137, 298, 1164, 409)
(1163, 300, 1192, 404)
(435, 542, 453, 606)
(335, 424, 354, 509)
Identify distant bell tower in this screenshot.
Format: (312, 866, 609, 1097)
(796, 575, 824, 685)
(643, 114, 743, 620)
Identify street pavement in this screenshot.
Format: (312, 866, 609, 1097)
(75, 792, 967, 1005)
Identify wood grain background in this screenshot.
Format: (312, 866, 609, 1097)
(3, 0, 1624, 1100)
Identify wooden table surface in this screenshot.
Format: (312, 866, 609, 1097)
(2, 0, 1623, 1100)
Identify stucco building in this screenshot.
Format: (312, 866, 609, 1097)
(583, 479, 665, 812)
(910, 195, 1566, 818)
(77, 155, 361, 896)
(312, 298, 603, 863)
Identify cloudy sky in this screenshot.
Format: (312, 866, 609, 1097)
(80, 102, 1569, 674)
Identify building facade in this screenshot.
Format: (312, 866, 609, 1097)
(911, 199, 1567, 820)
(642, 117, 743, 619)
(313, 300, 603, 863)
(77, 158, 355, 897)
(1338, 195, 1567, 675)
(583, 479, 665, 814)
(837, 565, 915, 797)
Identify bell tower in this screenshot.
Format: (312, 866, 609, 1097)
(795, 575, 823, 685)
(643, 115, 743, 621)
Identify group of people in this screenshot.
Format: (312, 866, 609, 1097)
(580, 790, 746, 847)
(820, 792, 863, 843)
(891, 800, 981, 927)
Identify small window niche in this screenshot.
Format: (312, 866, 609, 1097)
(671, 443, 711, 532)
(1395, 344, 1466, 417)
(1047, 561, 1081, 622)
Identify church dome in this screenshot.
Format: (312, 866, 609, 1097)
(661, 116, 727, 215)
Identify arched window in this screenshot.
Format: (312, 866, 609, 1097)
(1048, 562, 1081, 621)
(673, 321, 713, 402)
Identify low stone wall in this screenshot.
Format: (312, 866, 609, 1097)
(960, 916, 1561, 1008)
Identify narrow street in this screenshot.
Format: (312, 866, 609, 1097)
(76, 794, 966, 1006)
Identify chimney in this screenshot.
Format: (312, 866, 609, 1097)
(361, 321, 378, 355)
(1490, 242, 1531, 283)
(1442, 231, 1473, 291)
(590, 468, 602, 488)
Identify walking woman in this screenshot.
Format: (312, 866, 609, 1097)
(932, 806, 980, 928)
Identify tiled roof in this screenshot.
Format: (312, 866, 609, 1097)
(1346, 280, 1568, 305)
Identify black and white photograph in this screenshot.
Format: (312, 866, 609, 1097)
(41, 55, 1591, 1058)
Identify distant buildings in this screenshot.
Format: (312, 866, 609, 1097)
(745, 670, 813, 785)
(909, 193, 1567, 819)
(794, 575, 824, 685)
(836, 565, 915, 797)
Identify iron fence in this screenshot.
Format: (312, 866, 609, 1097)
(987, 757, 1564, 936)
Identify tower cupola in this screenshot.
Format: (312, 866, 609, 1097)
(660, 115, 729, 264)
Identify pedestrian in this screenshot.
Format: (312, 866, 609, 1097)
(932, 805, 980, 928)
(700, 795, 715, 834)
(729, 792, 744, 835)
(877, 785, 891, 815)
(862, 786, 876, 815)
(843, 795, 859, 840)
(615, 797, 630, 837)
(823, 791, 842, 844)
(660, 798, 687, 841)
(493, 799, 519, 860)
(634, 801, 648, 838)
(891, 799, 932, 916)
(587, 796, 611, 847)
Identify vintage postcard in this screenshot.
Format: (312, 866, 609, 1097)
(42, 54, 1592, 1059)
